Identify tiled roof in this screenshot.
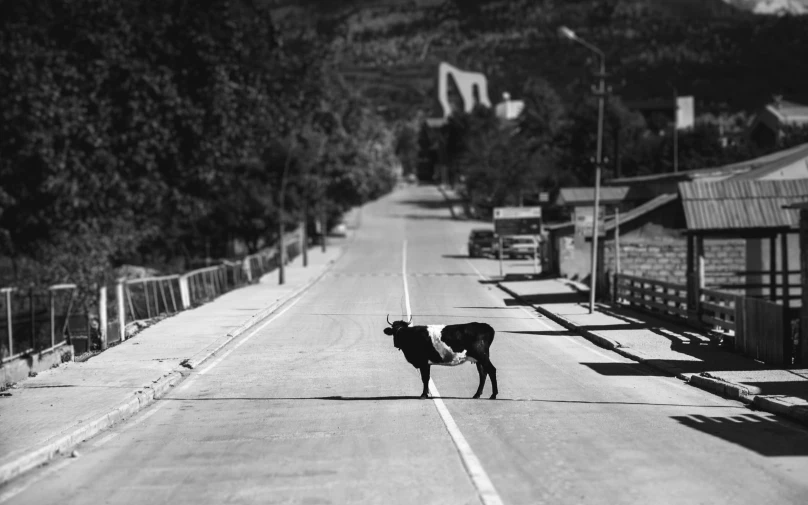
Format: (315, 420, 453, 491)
(678, 179, 808, 231)
(602, 193, 679, 232)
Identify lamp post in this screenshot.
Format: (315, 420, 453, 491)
(668, 82, 679, 173)
(558, 25, 607, 314)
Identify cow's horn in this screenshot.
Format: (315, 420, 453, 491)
(386, 314, 392, 325)
(407, 315, 413, 324)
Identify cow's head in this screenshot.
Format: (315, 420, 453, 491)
(384, 314, 413, 336)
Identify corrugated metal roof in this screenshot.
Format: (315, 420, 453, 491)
(556, 186, 632, 206)
(608, 142, 808, 185)
(602, 193, 678, 232)
(678, 179, 808, 231)
(729, 142, 808, 181)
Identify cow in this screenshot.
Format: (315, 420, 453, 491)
(383, 315, 498, 399)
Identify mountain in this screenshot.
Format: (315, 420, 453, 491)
(267, 1, 808, 123)
(723, 0, 808, 15)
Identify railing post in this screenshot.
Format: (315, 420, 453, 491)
(244, 257, 253, 283)
(179, 274, 190, 309)
(49, 289, 55, 349)
(99, 286, 108, 350)
(781, 232, 791, 366)
(116, 282, 126, 342)
(29, 288, 35, 351)
(4, 288, 12, 357)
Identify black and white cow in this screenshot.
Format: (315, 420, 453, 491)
(383, 315, 498, 399)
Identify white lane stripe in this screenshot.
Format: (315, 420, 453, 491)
(92, 403, 167, 448)
(464, 258, 488, 281)
(1, 273, 314, 503)
(0, 459, 72, 503)
(402, 240, 412, 318)
(428, 381, 504, 505)
(197, 295, 304, 376)
(403, 240, 504, 505)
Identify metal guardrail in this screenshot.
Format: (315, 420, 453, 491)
(3, 229, 305, 361)
(1, 284, 77, 362)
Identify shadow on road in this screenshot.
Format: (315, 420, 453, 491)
(503, 330, 575, 336)
(161, 396, 744, 408)
(503, 293, 584, 305)
(581, 362, 667, 377)
(397, 198, 458, 209)
(391, 214, 457, 221)
(671, 414, 808, 456)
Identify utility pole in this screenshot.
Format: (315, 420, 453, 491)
(278, 142, 295, 285)
(671, 83, 679, 173)
(558, 26, 607, 314)
(589, 56, 606, 314)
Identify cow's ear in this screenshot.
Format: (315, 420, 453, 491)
(383, 327, 393, 335)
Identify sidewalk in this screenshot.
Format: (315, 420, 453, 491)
(0, 238, 347, 485)
(498, 277, 808, 426)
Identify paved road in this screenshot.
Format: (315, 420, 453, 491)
(5, 185, 808, 504)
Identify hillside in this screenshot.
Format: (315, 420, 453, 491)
(270, 0, 808, 123)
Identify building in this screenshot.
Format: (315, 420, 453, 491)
(606, 142, 808, 196)
(748, 97, 808, 149)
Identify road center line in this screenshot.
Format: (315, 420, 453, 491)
(403, 240, 504, 505)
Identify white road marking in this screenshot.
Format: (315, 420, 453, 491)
(197, 295, 305, 376)
(464, 258, 488, 281)
(0, 289, 310, 503)
(0, 459, 72, 503)
(403, 240, 505, 505)
(402, 240, 412, 318)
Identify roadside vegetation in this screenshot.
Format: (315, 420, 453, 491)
(0, 0, 400, 299)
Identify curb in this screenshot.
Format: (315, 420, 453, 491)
(496, 282, 808, 428)
(0, 370, 185, 485)
(752, 395, 808, 425)
(496, 283, 620, 351)
(179, 256, 339, 370)
(685, 373, 755, 404)
(0, 250, 342, 486)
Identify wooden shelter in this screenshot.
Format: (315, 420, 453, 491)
(680, 179, 806, 366)
(784, 200, 808, 367)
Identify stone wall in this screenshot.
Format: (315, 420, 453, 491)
(603, 237, 746, 288)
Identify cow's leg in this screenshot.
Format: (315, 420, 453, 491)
(419, 365, 431, 399)
(472, 362, 487, 399)
(485, 360, 498, 399)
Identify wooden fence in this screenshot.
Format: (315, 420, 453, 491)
(614, 274, 689, 321)
(735, 297, 788, 366)
(614, 273, 795, 367)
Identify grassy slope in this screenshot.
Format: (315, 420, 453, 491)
(269, 0, 808, 123)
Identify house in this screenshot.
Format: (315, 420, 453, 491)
(748, 97, 808, 149)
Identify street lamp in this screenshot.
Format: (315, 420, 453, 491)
(558, 25, 607, 314)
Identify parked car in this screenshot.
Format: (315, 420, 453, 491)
(497, 236, 538, 259)
(468, 229, 496, 258)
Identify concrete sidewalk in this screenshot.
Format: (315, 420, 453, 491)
(0, 239, 347, 485)
(498, 277, 808, 427)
